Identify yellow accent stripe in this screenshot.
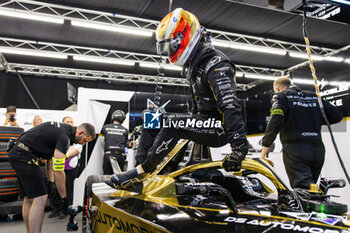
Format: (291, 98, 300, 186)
(270, 108, 284, 116)
(157, 13, 172, 40)
(207, 79, 225, 123)
(342, 116, 350, 122)
(53, 157, 65, 171)
(247, 133, 265, 137)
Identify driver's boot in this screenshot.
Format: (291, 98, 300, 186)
(105, 166, 145, 193)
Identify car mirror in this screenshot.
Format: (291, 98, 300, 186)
(320, 177, 346, 195)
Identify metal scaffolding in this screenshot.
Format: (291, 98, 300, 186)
(208, 29, 335, 56)
(7, 63, 263, 91)
(1, 0, 336, 89)
(0, 0, 336, 56)
(0, 0, 157, 31)
(1, 37, 284, 89)
(6, 63, 189, 86)
(0, 37, 160, 63)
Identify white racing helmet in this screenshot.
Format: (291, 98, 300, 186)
(156, 8, 201, 66)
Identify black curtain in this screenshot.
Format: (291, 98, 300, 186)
(0, 71, 189, 110)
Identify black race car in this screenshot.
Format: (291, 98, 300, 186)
(67, 140, 350, 233)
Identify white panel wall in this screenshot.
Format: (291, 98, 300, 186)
(73, 88, 135, 205)
(320, 119, 350, 209)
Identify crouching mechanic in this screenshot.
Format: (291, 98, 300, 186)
(106, 8, 248, 191)
(7, 121, 95, 233)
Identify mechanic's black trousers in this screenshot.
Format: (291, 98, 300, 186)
(283, 143, 325, 189)
(103, 152, 125, 175)
(142, 114, 227, 173)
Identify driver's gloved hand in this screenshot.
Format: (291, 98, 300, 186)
(223, 150, 246, 172)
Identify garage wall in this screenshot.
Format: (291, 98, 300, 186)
(321, 118, 350, 211)
(0, 72, 189, 110)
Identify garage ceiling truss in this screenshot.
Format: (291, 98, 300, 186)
(4, 62, 251, 92)
(6, 62, 194, 87)
(0, 37, 283, 89)
(208, 29, 333, 56)
(0, 37, 161, 63)
(0, 0, 336, 56)
(0, 0, 343, 89)
(5, 62, 268, 91)
(285, 44, 350, 73)
(0, 0, 158, 32)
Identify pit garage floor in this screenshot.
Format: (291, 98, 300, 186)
(0, 212, 82, 233)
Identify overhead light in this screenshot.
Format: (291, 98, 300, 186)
(328, 81, 350, 87)
(211, 40, 230, 48)
(292, 79, 350, 87)
(139, 62, 160, 69)
(330, 0, 350, 6)
(236, 71, 244, 77)
(73, 55, 135, 66)
(0, 8, 64, 24)
(230, 43, 286, 55)
(344, 58, 350, 64)
(244, 73, 279, 81)
(160, 64, 182, 71)
(323, 56, 344, 62)
(212, 39, 286, 55)
(290, 78, 350, 87)
(0, 47, 67, 59)
(289, 52, 344, 62)
(289, 51, 324, 61)
(71, 19, 153, 37)
(139, 62, 182, 71)
(292, 78, 317, 85)
(292, 78, 346, 87)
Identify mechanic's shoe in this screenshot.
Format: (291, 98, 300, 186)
(105, 168, 144, 193)
(48, 209, 60, 218)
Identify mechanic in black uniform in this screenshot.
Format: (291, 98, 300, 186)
(7, 121, 95, 233)
(101, 110, 129, 174)
(106, 8, 249, 191)
(261, 77, 342, 189)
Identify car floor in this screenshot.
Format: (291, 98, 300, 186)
(0, 211, 82, 233)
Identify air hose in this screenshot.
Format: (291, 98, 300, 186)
(302, 0, 350, 185)
(153, 57, 165, 108)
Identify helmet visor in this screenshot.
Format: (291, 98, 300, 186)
(156, 34, 182, 58)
